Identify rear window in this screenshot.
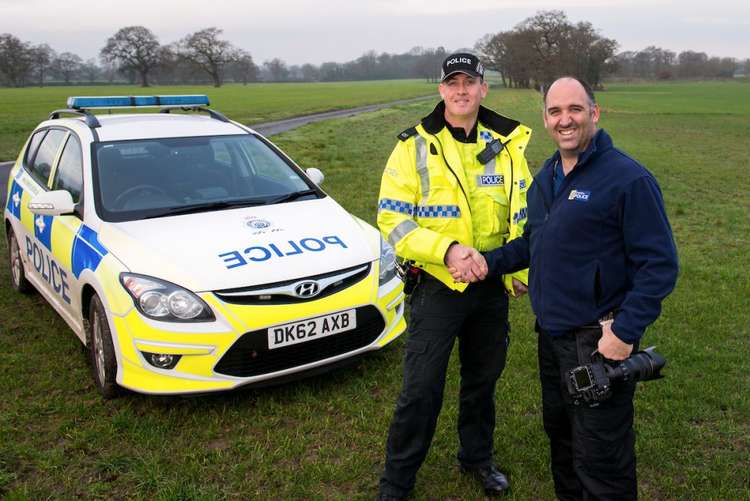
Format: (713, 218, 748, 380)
(27, 129, 67, 187)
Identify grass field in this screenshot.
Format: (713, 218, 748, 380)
(1, 80, 749, 500)
(0, 80, 435, 161)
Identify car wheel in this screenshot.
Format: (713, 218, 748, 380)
(86, 294, 121, 399)
(7, 228, 33, 293)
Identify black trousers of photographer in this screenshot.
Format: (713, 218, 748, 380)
(379, 276, 509, 497)
(538, 326, 638, 501)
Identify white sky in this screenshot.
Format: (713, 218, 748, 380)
(1, 0, 748, 65)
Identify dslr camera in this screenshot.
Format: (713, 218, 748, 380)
(566, 347, 666, 405)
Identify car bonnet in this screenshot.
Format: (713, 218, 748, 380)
(96, 197, 378, 292)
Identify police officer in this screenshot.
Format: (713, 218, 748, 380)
(376, 52, 533, 499)
(478, 77, 679, 500)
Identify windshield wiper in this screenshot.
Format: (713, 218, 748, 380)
(143, 199, 268, 218)
(266, 189, 319, 205)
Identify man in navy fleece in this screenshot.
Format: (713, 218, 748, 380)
(463, 77, 679, 500)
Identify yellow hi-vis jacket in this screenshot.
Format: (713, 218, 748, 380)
(377, 102, 532, 293)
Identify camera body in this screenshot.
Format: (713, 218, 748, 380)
(566, 347, 666, 405)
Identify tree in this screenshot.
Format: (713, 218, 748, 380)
(175, 27, 238, 87)
(29, 43, 55, 86)
(263, 58, 288, 81)
(100, 26, 161, 87)
(81, 58, 101, 83)
(227, 49, 259, 84)
(51, 52, 83, 84)
(677, 50, 708, 78)
(476, 11, 616, 90)
(0, 33, 33, 86)
(300, 63, 319, 82)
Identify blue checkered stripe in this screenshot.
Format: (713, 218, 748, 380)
(416, 205, 460, 218)
(378, 198, 415, 215)
(379, 198, 461, 218)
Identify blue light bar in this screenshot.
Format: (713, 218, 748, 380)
(67, 95, 210, 109)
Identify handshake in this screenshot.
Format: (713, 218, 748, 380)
(445, 243, 528, 296)
(445, 243, 488, 283)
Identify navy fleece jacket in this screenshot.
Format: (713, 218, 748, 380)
(485, 129, 678, 343)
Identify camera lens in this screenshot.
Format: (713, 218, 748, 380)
(611, 347, 666, 382)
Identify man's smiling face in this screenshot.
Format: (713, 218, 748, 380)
(439, 73, 488, 124)
(543, 78, 600, 158)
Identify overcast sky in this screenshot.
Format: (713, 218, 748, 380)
(1, 0, 748, 65)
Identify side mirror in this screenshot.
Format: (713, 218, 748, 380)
(305, 167, 325, 186)
(28, 190, 75, 216)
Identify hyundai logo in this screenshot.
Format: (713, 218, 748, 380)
(294, 280, 321, 298)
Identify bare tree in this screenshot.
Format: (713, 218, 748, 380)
(51, 52, 83, 84)
(300, 63, 319, 82)
(29, 43, 55, 86)
(0, 33, 33, 86)
(227, 49, 259, 84)
(477, 11, 616, 89)
(263, 58, 288, 81)
(175, 27, 238, 87)
(100, 26, 161, 87)
(81, 58, 101, 83)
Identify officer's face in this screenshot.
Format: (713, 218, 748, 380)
(439, 73, 488, 123)
(543, 78, 600, 158)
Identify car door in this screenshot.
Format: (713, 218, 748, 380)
(13, 128, 68, 301)
(47, 132, 86, 332)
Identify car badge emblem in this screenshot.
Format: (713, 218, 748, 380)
(294, 280, 321, 298)
(246, 218, 272, 229)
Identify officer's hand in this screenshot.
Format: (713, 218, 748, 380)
(444, 244, 487, 282)
(597, 321, 633, 361)
(511, 278, 528, 298)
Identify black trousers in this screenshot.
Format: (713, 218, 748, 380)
(379, 276, 510, 497)
(538, 326, 638, 501)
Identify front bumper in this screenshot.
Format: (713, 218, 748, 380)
(110, 269, 406, 395)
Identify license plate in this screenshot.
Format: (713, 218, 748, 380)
(268, 309, 356, 349)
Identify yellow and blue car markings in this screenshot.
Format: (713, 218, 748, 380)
(6, 180, 23, 220)
(71, 225, 108, 278)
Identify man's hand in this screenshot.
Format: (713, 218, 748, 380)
(445, 243, 487, 283)
(597, 321, 633, 361)
(511, 278, 528, 298)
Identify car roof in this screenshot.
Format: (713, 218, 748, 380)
(44, 113, 249, 142)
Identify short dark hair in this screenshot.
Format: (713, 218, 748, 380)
(543, 76, 596, 106)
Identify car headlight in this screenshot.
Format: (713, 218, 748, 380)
(379, 237, 398, 286)
(119, 273, 215, 322)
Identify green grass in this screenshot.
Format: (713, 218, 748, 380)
(1, 81, 749, 499)
(0, 80, 436, 161)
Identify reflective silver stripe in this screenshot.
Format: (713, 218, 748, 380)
(415, 135, 429, 197)
(388, 219, 418, 246)
(485, 156, 496, 175)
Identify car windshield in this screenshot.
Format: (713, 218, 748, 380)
(93, 134, 319, 222)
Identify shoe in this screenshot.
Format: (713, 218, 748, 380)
(461, 464, 510, 496)
(376, 492, 406, 501)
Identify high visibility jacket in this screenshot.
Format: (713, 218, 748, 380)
(377, 102, 533, 292)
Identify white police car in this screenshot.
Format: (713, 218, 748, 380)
(4, 95, 405, 398)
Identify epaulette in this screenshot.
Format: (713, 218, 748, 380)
(397, 126, 418, 142)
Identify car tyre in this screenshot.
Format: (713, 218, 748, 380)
(86, 294, 121, 399)
(7, 228, 33, 294)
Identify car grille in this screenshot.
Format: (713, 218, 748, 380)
(213, 263, 371, 305)
(213, 305, 385, 378)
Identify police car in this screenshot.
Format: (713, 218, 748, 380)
(4, 95, 406, 398)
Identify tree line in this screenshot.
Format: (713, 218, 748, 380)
(474, 10, 747, 89)
(1, 11, 747, 88)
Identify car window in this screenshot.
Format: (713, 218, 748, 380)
(24, 130, 47, 167)
(93, 134, 317, 222)
(28, 129, 67, 187)
(52, 134, 83, 203)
